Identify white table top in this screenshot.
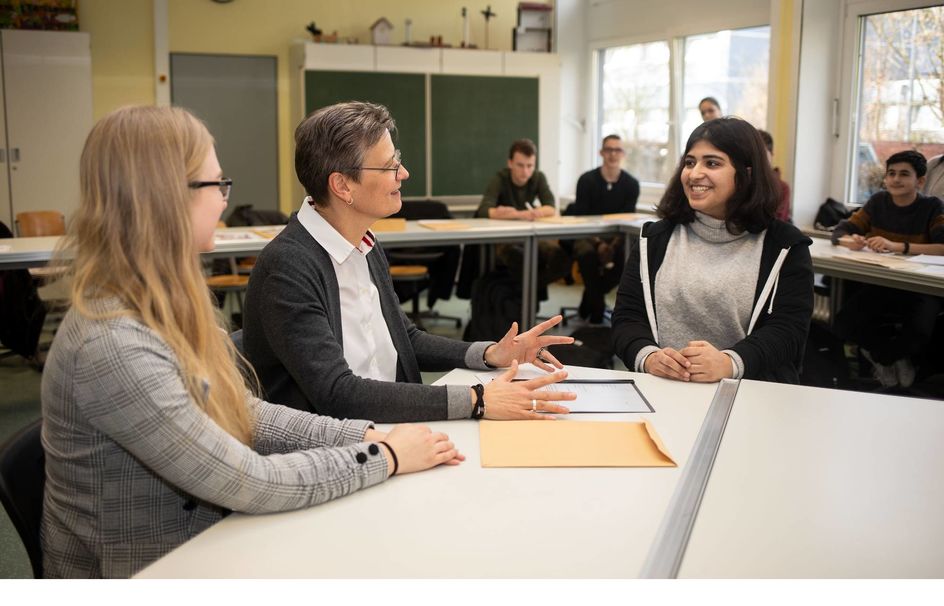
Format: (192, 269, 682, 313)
(808, 238, 944, 296)
(678, 379, 944, 578)
(136, 366, 718, 578)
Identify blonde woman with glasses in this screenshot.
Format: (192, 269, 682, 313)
(40, 106, 462, 578)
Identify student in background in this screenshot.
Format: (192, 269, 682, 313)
(244, 102, 575, 424)
(698, 97, 722, 122)
(566, 134, 640, 323)
(612, 117, 813, 384)
(475, 138, 572, 296)
(758, 129, 792, 222)
(40, 106, 464, 579)
(831, 150, 944, 388)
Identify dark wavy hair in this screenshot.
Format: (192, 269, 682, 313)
(656, 117, 779, 234)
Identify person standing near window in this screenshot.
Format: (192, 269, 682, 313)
(698, 97, 722, 122)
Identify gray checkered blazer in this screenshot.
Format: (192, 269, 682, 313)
(40, 300, 389, 578)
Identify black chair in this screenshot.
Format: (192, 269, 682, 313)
(387, 200, 463, 329)
(0, 419, 45, 578)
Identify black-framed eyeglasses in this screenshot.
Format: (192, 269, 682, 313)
(189, 178, 233, 201)
(345, 150, 403, 175)
(602, 147, 625, 154)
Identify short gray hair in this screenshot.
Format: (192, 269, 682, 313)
(294, 101, 396, 205)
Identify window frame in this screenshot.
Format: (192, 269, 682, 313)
(834, 0, 942, 205)
(591, 22, 772, 203)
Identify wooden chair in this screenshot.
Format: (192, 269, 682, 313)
(14, 211, 65, 237)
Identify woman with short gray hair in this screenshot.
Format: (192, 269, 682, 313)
(244, 101, 576, 423)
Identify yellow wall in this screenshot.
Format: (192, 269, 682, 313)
(78, 0, 155, 121)
(167, 0, 537, 213)
(769, 0, 795, 178)
(77, 0, 537, 213)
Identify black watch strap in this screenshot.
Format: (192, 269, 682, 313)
(471, 383, 486, 419)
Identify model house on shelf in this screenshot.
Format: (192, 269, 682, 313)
(370, 17, 394, 45)
(513, 2, 552, 52)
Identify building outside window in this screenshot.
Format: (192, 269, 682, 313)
(851, 5, 944, 204)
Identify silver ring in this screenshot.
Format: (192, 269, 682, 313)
(536, 347, 549, 363)
(531, 398, 537, 411)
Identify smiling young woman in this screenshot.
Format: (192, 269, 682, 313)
(611, 117, 814, 384)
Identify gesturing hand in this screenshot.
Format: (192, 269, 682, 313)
(484, 315, 574, 372)
(643, 347, 691, 381)
(482, 360, 574, 420)
(680, 340, 733, 383)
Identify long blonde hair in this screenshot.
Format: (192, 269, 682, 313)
(61, 105, 253, 444)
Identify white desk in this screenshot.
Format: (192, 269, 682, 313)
(678, 380, 944, 578)
(136, 367, 718, 578)
(808, 238, 944, 298)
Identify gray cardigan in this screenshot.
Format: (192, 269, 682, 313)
(41, 301, 387, 578)
(244, 217, 490, 423)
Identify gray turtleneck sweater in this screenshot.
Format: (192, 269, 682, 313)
(639, 212, 766, 378)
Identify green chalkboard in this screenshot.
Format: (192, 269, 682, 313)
(430, 75, 539, 197)
(305, 70, 426, 198)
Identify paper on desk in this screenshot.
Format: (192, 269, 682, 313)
(214, 231, 265, 242)
(476, 362, 550, 383)
(915, 265, 944, 276)
(370, 218, 406, 232)
(418, 220, 470, 231)
(479, 420, 676, 467)
(536, 216, 588, 224)
(833, 252, 913, 269)
(251, 226, 284, 240)
(906, 254, 944, 266)
(602, 212, 642, 221)
(0, 244, 10, 252)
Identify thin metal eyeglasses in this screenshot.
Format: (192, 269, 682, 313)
(344, 150, 403, 175)
(189, 178, 233, 201)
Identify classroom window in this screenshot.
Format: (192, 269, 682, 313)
(680, 26, 771, 147)
(598, 41, 672, 185)
(850, 5, 944, 204)
(597, 25, 770, 189)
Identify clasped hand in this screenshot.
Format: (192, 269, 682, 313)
(644, 340, 733, 383)
(837, 234, 903, 253)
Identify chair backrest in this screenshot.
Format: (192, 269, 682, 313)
(0, 419, 45, 578)
(391, 199, 453, 221)
(15, 212, 66, 237)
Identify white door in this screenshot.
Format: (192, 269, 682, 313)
(2, 30, 92, 224)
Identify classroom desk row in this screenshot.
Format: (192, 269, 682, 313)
(2, 217, 943, 327)
(135, 367, 944, 579)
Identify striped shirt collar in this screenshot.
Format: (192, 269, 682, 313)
(297, 196, 376, 264)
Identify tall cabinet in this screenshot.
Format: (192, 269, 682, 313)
(0, 29, 92, 230)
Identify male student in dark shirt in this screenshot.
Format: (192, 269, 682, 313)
(566, 134, 640, 323)
(832, 150, 944, 388)
(475, 138, 570, 298)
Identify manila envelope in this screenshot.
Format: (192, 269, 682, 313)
(370, 218, 407, 232)
(479, 420, 676, 468)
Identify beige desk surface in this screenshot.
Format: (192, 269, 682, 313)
(679, 379, 944, 578)
(137, 367, 717, 578)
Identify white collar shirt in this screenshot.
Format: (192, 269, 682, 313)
(296, 198, 398, 382)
